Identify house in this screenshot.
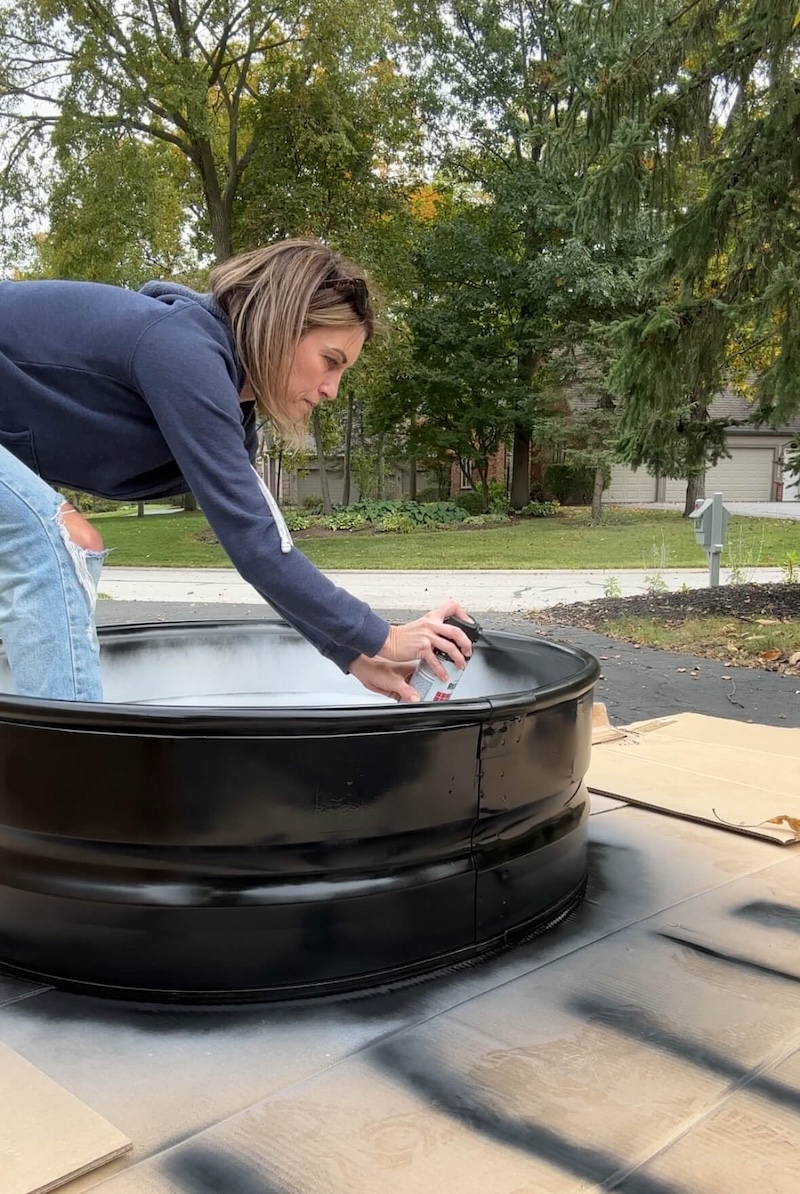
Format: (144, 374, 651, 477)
(447, 388, 800, 508)
(271, 391, 800, 507)
(606, 392, 800, 503)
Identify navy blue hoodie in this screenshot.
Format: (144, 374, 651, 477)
(0, 278, 389, 671)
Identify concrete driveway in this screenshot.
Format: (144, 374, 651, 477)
(630, 500, 800, 520)
(725, 500, 800, 519)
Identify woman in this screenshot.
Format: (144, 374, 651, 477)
(0, 239, 473, 703)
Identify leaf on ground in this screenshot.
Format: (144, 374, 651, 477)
(766, 815, 800, 839)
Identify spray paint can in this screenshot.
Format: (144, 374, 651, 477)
(410, 615, 481, 702)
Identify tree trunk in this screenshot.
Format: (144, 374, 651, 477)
(591, 466, 605, 523)
(311, 408, 333, 515)
(137, 501, 145, 518)
(377, 433, 386, 499)
(510, 424, 531, 509)
(196, 140, 233, 263)
(511, 340, 537, 508)
(208, 200, 232, 263)
(683, 474, 706, 517)
(342, 391, 354, 507)
(184, 493, 198, 512)
(408, 456, 417, 501)
(478, 464, 490, 512)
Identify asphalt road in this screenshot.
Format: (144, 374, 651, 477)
(96, 601, 800, 729)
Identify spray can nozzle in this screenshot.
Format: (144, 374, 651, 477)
(443, 615, 482, 645)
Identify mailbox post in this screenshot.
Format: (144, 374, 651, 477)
(689, 492, 729, 586)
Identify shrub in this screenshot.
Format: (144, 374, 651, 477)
(59, 489, 124, 514)
(340, 499, 467, 526)
(487, 480, 511, 514)
(416, 501, 467, 524)
(377, 513, 415, 533)
(58, 489, 96, 513)
(302, 495, 324, 513)
(283, 509, 312, 531)
(520, 500, 559, 518)
(463, 512, 511, 525)
(453, 490, 484, 515)
(327, 510, 369, 531)
(543, 463, 608, 506)
(415, 486, 444, 503)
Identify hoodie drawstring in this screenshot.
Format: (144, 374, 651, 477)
(251, 467, 293, 554)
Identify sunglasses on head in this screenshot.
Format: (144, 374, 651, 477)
(320, 275, 370, 319)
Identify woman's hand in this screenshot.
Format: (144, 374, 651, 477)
(349, 655, 420, 702)
(379, 600, 475, 682)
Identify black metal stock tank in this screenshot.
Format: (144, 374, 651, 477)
(0, 621, 599, 1002)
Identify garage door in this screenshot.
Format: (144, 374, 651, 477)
(606, 465, 657, 503)
(663, 448, 775, 502)
(707, 448, 774, 500)
(663, 476, 688, 502)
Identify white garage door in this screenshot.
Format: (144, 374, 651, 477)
(706, 448, 775, 501)
(606, 465, 657, 503)
(663, 448, 775, 502)
(663, 476, 688, 502)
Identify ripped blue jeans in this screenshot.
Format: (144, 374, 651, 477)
(0, 444, 106, 700)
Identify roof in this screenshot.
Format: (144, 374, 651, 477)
(562, 376, 800, 435)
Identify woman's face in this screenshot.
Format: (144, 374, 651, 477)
(285, 325, 366, 423)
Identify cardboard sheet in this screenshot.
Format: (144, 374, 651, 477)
(588, 711, 800, 845)
(0, 1042, 131, 1194)
(591, 701, 627, 744)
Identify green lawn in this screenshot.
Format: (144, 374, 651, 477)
(91, 507, 799, 570)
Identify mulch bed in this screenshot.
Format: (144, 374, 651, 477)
(533, 582, 800, 627)
(531, 582, 800, 674)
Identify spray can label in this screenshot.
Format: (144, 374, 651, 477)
(408, 615, 481, 703)
(409, 656, 463, 702)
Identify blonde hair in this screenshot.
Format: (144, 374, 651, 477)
(209, 239, 375, 444)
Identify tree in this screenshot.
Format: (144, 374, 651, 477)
(339, 322, 418, 502)
(786, 436, 800, 485)
(574, 0, 800, 507)
(380, 192, 522, 510)
(228, 46, 423, 499)
(310, 408, 334, 515)
(400, 0, 647, 507)
(0, 0, 398, 263)
(534, 353, 620, 523)
(30, 131, 190, 286)
(233, 57, 420, 257)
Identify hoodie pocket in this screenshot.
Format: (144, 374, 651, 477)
(0, 428, 41, 475)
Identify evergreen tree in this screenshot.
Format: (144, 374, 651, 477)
(573, 0, 800, 509)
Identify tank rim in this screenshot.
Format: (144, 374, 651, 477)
(0, 619, 601, 735)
